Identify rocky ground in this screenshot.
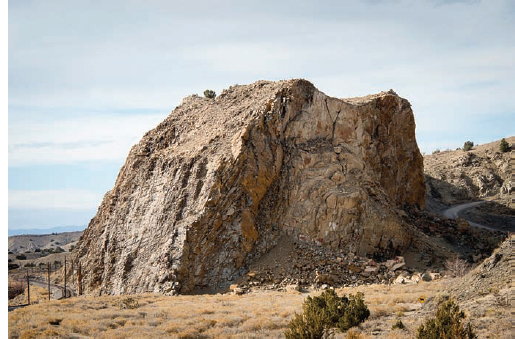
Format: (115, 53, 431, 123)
(445, 234, 513, 338)
(448, 234, 512, 303)
(233, 234, 407, 293)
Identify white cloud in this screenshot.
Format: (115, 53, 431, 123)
(8, 0, 515, 162)
(9, 189, 103, 210)
(9, 113, 166, 166)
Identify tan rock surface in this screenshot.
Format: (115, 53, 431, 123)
(73, 79, 425, 295)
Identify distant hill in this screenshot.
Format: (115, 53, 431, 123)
(8, 225, 86, 237)
(424, 136, 514, 210)
(8, 231, 83, 254)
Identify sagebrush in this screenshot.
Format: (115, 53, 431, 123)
(8, 281, 25, 300)
(417, 299, 476, 339)
(284, 289, 370, 339)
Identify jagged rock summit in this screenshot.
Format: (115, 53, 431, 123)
(74, 79, 425, 295)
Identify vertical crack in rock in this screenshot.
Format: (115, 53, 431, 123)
(72, 79, 425, 295)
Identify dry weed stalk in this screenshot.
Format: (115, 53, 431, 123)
(444, 254, 470, 278)
(8, 280, 25, 300)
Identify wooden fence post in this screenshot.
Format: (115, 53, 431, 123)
(47, 261, 50, 301)
(78, 261, 82, 296)
(26, 270, 30, 305)
(64, 256, 67, 298)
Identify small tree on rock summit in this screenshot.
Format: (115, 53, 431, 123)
(463, 141, 474, 151)
(499, 138, 510, 153)
(204, 89, 216, 99)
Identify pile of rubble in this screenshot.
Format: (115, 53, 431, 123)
(227, 204, 508, 295)
(230, 235, 442, 294)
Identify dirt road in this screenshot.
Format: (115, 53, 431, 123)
(442, 201, 499, 231)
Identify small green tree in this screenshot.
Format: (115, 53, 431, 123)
(463, 141, 474, 151)
(417, 299, 476, 339)
(285, 290, 370, 339)
(203, 89, 216, 99)
(499, 138, 510, 153)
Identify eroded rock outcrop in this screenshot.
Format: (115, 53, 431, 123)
(73, 79, 425, 295)
(424, 137, 513, 207)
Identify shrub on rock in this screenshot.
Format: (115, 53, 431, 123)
(203, 89, 216, 99)
(499, 138, 510, 153)
(463, 141, 474, 151)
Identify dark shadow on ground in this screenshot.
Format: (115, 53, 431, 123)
(460, 201, 515, 233)
(424, 175, 478, 210)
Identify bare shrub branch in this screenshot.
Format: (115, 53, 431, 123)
(445, 255, 470, 278)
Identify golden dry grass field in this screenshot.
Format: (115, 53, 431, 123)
(9, 276, 510, 339)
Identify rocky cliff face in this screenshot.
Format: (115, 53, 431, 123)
(424, 137, 513, 208)
(74, 79, 425, 295)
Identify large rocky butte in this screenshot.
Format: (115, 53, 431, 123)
(73, 79, 426, 295)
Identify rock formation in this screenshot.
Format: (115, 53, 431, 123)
(73, 79, 425, 295)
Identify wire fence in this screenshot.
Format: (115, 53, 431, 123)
(8, 257, 82, 306)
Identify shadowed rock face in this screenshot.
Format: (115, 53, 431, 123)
(73, 79, 425, 295)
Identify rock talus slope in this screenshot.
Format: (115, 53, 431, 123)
(74, 79, 425, 295)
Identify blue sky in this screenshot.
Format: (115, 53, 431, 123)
(7, 0, 515, 230)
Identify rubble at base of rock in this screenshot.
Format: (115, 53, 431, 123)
(227, 235, 441, 295)
(225, 206, 506, 295)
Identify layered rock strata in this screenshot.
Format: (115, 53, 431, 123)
(73, 79, 425, 295)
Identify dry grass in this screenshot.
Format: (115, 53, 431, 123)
(8, 291, 304, 339)
(8, 279, 511, 338)
(9, 283, 49, 306)
(8, 279, 25, 300)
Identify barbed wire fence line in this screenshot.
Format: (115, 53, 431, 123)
(8, 256, 82, 307)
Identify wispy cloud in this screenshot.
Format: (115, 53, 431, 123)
(431, 0, 481, 6)
(9, 189, 104, 210)
(9, 140, 111, 152)
(9, 113, 166, 166)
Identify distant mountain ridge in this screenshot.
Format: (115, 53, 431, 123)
(8, 225, 86, 237)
